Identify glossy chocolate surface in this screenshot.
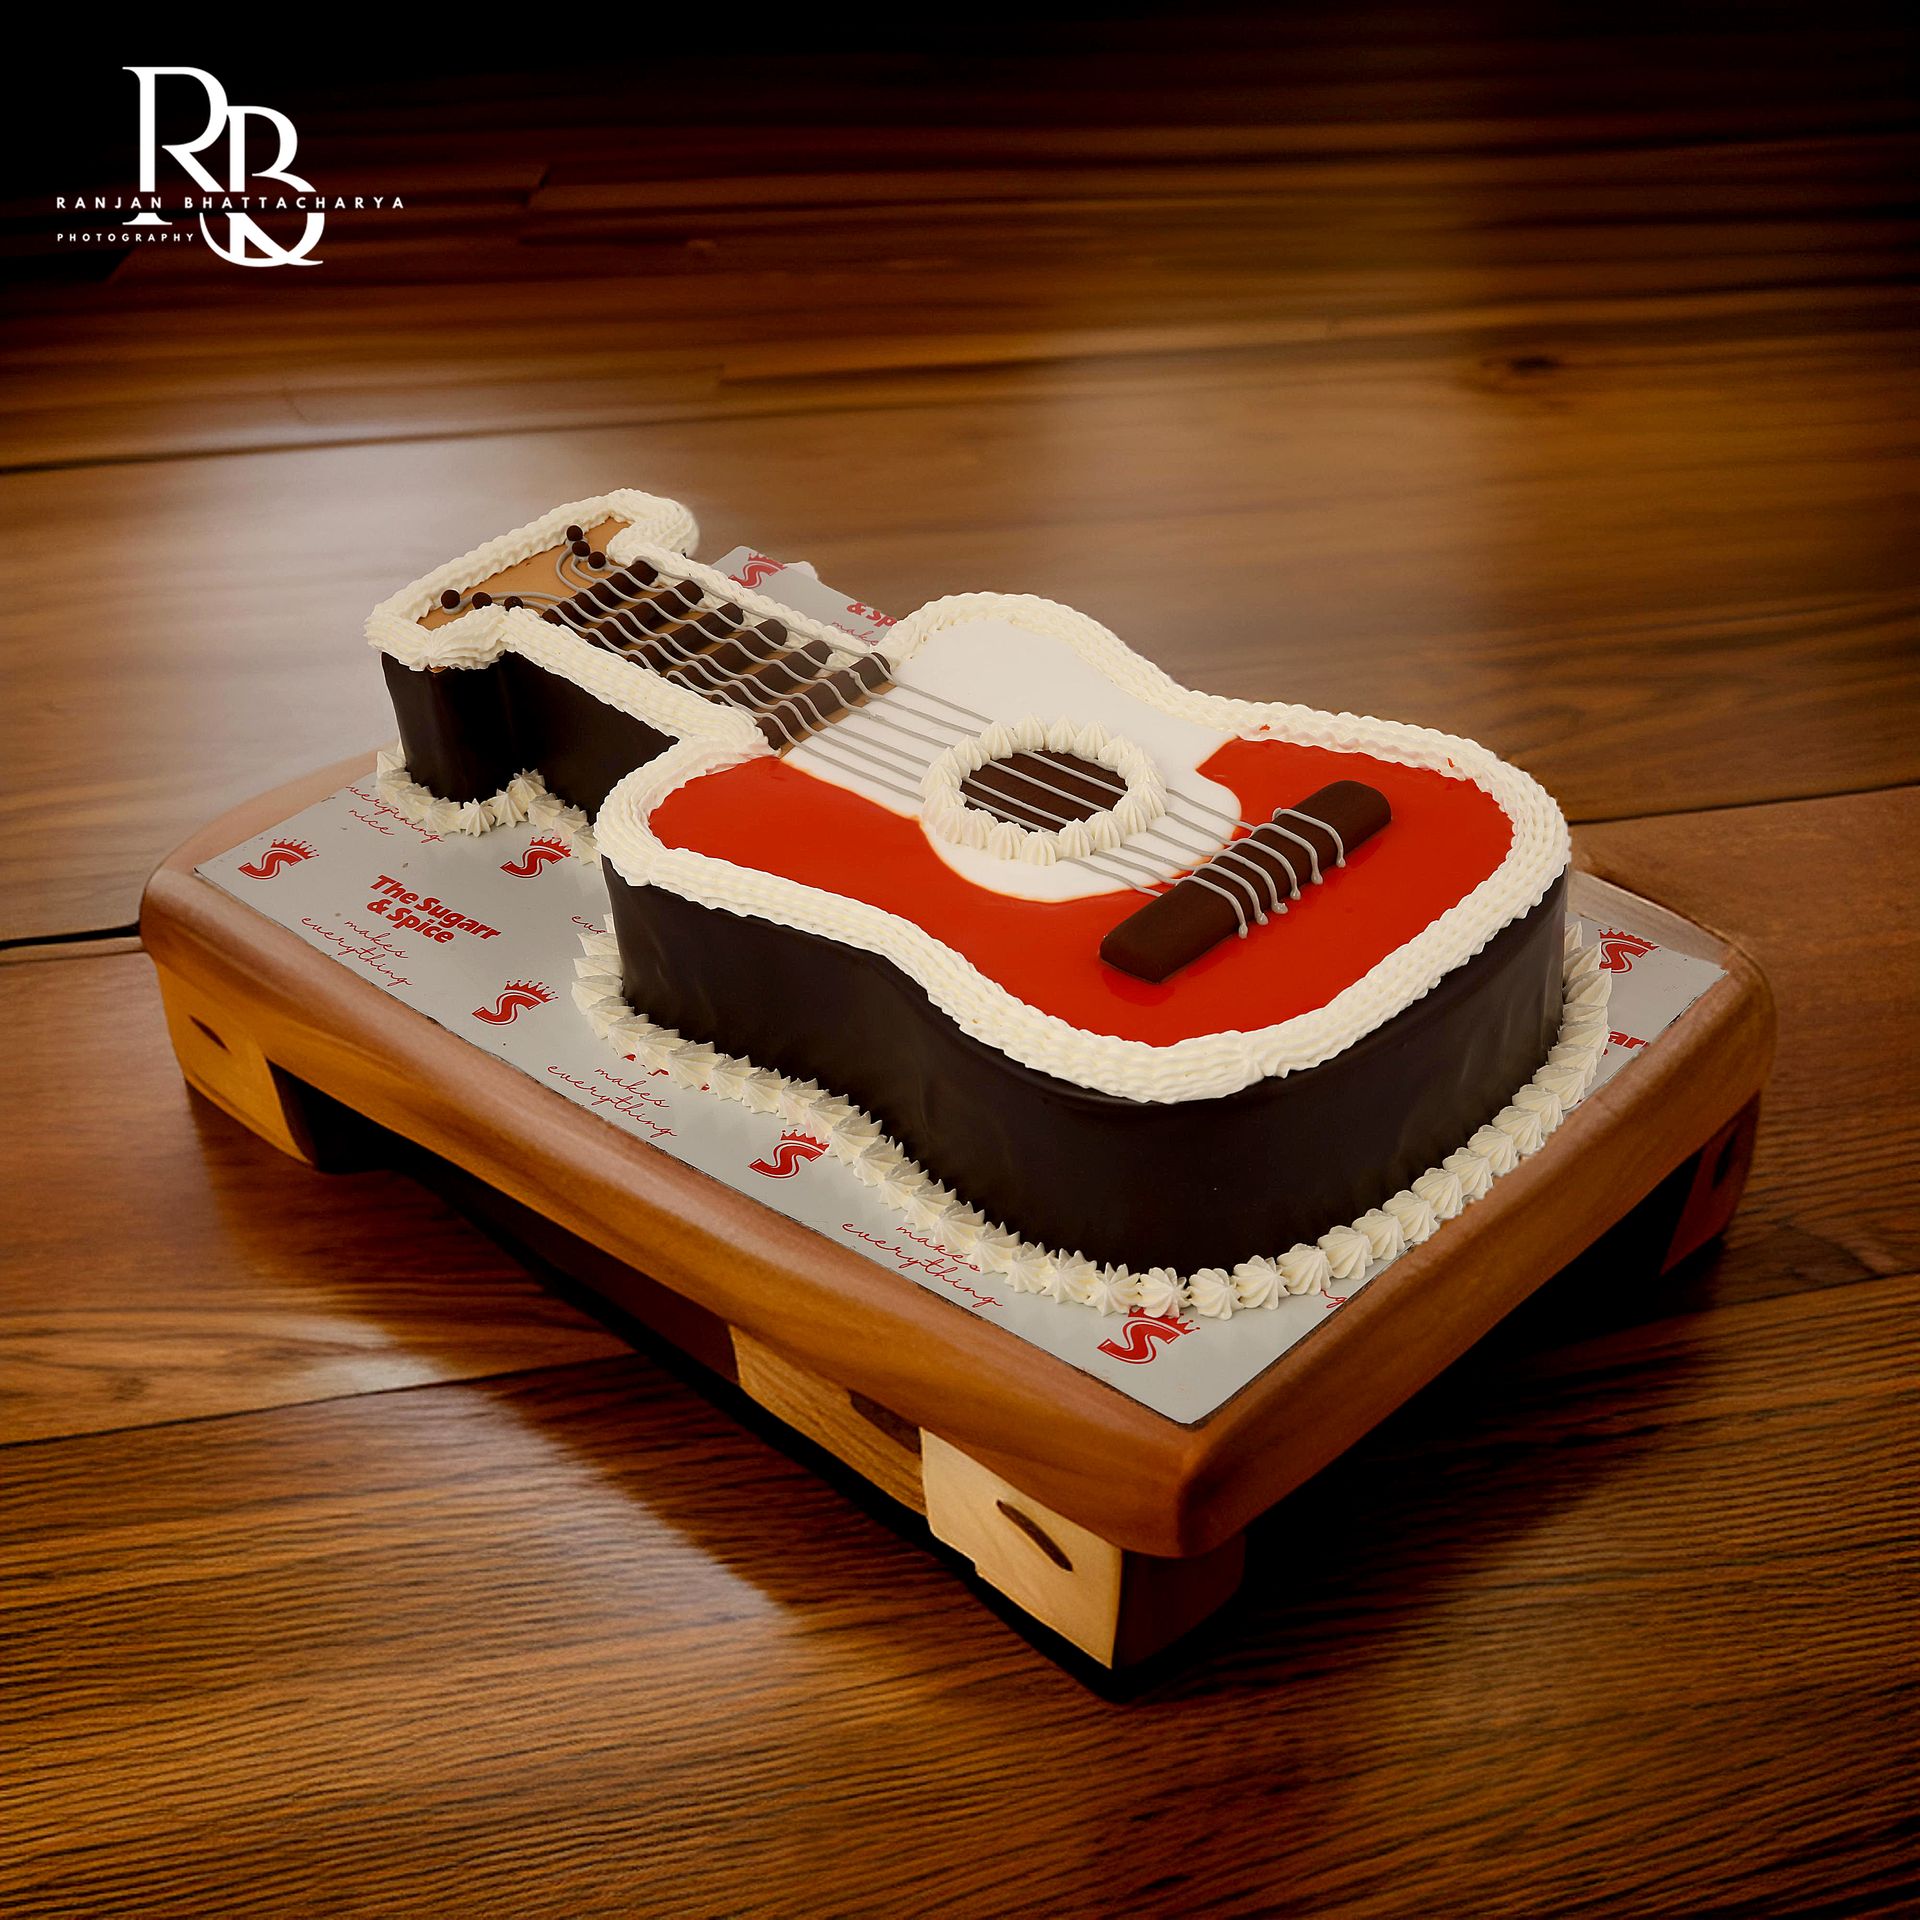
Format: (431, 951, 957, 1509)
(381, 651, 673, 818)
(607, 863, 1568, 1274)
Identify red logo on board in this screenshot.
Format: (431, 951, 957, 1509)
(500, 836, 570, 877)
(1597, 928, 1657, 972)
(733, 553, 782, 589)
(471, 980, 554, 1024)
(1096, 1308, 1195, 1365)
(237, 838, 316, 879)
(749, 1132, 829, 1178)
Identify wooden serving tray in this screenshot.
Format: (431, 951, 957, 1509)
(142, 757, 1775, 1668)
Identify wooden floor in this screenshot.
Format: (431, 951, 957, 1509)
(5, 18, 1917, 1916)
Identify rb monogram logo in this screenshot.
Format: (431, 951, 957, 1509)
(123, 66, 324, 266)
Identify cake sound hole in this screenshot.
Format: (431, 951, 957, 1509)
(959, 751, 1126, 833)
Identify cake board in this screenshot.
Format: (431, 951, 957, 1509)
(141, 755, 1776, 1669)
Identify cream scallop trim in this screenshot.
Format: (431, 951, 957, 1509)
(594, 608, 1570, 1104)
(374, 747, 598, 863)
(572, 922, 1612, 1321)
(920, 716, 1167, 865)
(364, 489, 697, 666)
(363, 487, 859, 757)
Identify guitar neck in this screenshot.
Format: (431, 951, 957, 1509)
(508, 540, 897, 749)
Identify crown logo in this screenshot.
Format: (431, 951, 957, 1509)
(471, 980, 555, 1024)
(1596, 927, 1657, 973)
(237, 838, 318, 879)
(749, 1131, 830, 1179)
(501, 835, 572, 877)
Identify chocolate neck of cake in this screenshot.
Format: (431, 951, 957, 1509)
(1099, 780, 1391, 984)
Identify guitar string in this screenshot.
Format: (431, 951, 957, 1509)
(553, 570, 1300, 917)
(793, 738, 1164, 897)
(545, 558, 1254, 846)
(885, 675, 1347, 870)
(552, 592, 849, 749)
(812, 682, 1350, 924)
(550, 580, 1181, 860)
(824, 702, 1300, 912)
(515, 553, 1256, 843)
(462, 552, 1343, 915)
(797, 718, 1292, 924)
(844, 699, 1243, 868)
(804, 730, 1181, 892)
(538, 572, 1168, 895)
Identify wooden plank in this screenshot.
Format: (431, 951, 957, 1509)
(729, 1331, 1249, 1664)
(0, 950, 626, 1446)
(1579, 786, 1920, 1283)
(4, 1263, 1913, 1915)
(7, 323, 1917, 939)
(6, 241, 1914, 465)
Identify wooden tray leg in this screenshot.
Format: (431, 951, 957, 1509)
(153, 959, 324, 1167)
(1662, 1094, 1762, 1273)
(921, 1435, 1244, 1666)
(731, 1331, 1243, 1666)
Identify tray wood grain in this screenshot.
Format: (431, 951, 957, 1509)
(141, 754, 1774, 1662)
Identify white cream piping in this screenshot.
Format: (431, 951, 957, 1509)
(594, 603, 1570, 1105)
(919, 715, 1167, 866)
(374, 747, 599, 863)
(367, 492, 1572, 1103)
(364, 488, 857, 756)
(571, 920, 1612, 1321)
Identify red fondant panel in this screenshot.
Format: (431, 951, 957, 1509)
(649, 735, 1515, 1047)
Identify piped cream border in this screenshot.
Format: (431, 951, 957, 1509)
(594, 595, 1571, 1103)
(366, 489, 1572, 1101)
(372, 747, 599, 862)
(573, 921, 1612, 1320)
(920, 715, 1167, 865)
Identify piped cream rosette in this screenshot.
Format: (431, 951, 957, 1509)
(373, 746, 599, 862)
(918, 716, 1167, 865)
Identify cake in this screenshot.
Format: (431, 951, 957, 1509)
(370, 490, 1609, 1318)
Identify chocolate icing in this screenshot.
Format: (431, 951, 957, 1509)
(381, 651, 673, 817)
(384, 561, 887, 812)
(606, 862, 1568, 1274)
(500, 654, 675, 817)
(384, 635, 1569, 1272)
(381, 654, 517, 804)
(752, 653, 891, 748)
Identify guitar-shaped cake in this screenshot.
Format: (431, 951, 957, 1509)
(371, 491, 1596, 1300)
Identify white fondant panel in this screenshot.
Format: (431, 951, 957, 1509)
(788, 618, 1244, 903)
